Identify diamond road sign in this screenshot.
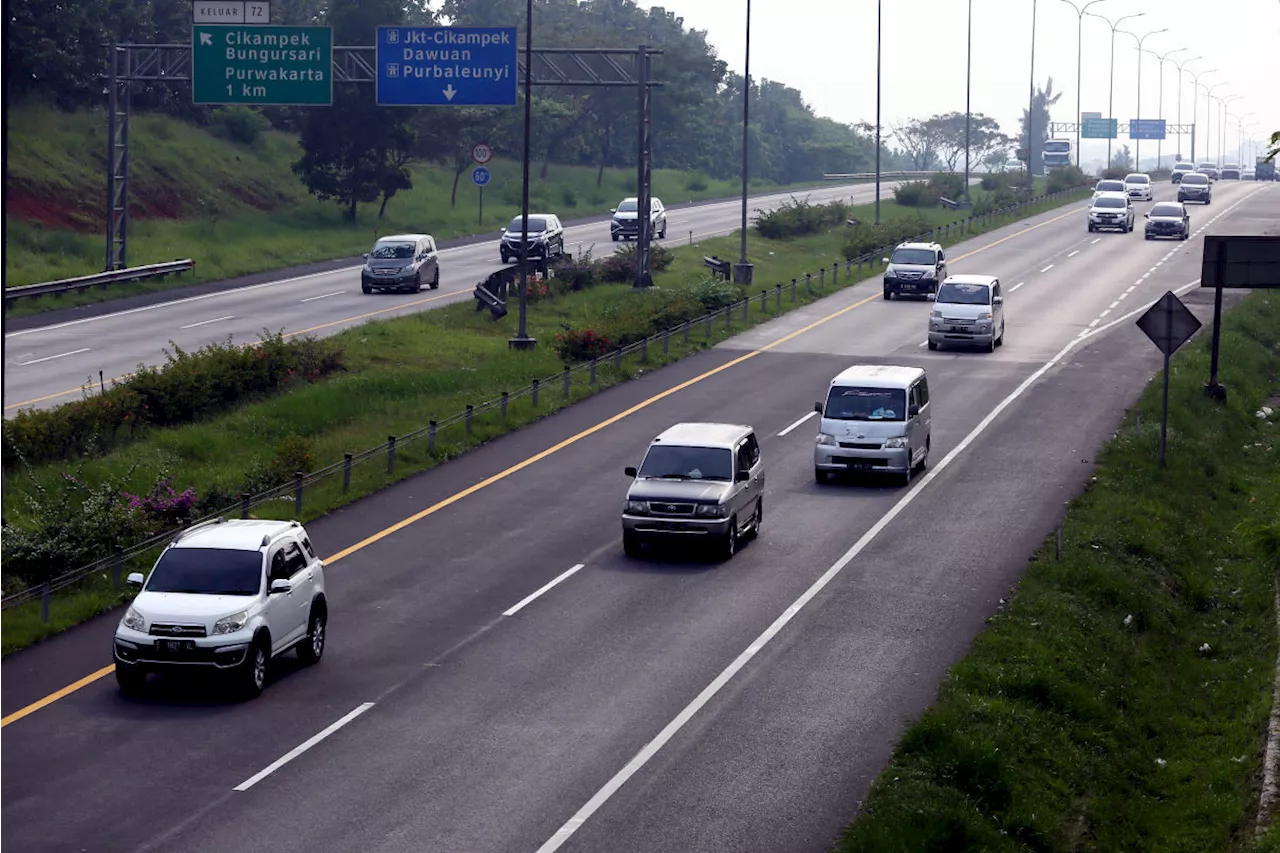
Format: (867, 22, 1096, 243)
(376, 26, 518, 106)
(193, 25, 331, 105)
(1081, 117, 1118, 139)
(1129, 119, 1166, 140)
(1137, 290, 1202, 356)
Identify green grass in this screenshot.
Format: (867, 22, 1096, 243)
(0, 183, 1090, 654)
(3, 103, 828, 316)
(835, 291, 1280, 852)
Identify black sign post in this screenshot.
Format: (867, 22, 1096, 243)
(1199, 235, 1280, 401)
(1136, 291, 1203, 468)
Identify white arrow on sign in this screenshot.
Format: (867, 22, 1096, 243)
(443, 84, 457, 102)
(199, 32, 213, 46)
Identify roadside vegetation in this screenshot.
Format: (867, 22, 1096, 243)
(836, 291, 1280, 851)
(1, 182, 1090, 654)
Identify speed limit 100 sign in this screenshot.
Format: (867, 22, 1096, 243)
(472, 143, 493, 165)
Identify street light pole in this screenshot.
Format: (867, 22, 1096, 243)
(1059, 0, 1107, 168)
(1086, 10, 1143, 169)
(510, 0, 536, 350)
(1027, 0, 1037, 177)
(1117, 27, 1166, 170)
(1189, 69, 1217, 161)
(1171, 55, 1201, 160)
(1204, 82, 1226, 164)
(1143, 47, 1187, 168)
(874, 0, 881, 224)
(739, 0, 750, 267)
(964, 0, 972, 201)
(1219, 95, 1240, 166)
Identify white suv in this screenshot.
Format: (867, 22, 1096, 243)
(1124, 173, 1153, 201)
(113, 518, 328, 698)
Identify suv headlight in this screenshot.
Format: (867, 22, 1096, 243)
(816, 432, 837, 446)
(625, 500, 649, 514)
(213, 609, 250, 635)
(883, 436, 909, 449)
(694, 504, 728, 518)
(122, 606, 146, 632)
(977, 311, 992, 320)
(930, 309, 943, 319)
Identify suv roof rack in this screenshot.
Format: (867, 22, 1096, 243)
(171, 516, 225, 545)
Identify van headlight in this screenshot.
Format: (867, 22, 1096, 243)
(883, 436, 909, 449)
(122, 607, 146, 632)
(977, 311, 992, 321)
(694, 504, 728, 518)
(816, 432, 837, 446)
(213, 610, 250, 635)
(625, 500, 649, 514)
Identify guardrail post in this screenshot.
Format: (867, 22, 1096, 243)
(725, 306, 732, 329)
(663, 327, 670, 353)
(387, 435, 397, 474)
(805, 273, 812, 295)
(1056, 524, 1063, 560)
(818, 268, 826, 290)
(614, 347, 622, 370)
(590, 358, 598, 385)
(343, 453, 353, 493)
(790, 278, 797, 301)
(563, 367, 571, 397)
(683, 321, 691, 345)
(41, 583, 51, 623)
(688, 230, 693, 245)
(428, 421, 437, 453)
(641, 335, 649, 363)
(857, 255, 863, 275)
(741, 297, 748, 321)
(761, 289, 768, 313)
(240, 492, 250, 519)
(774, 284, 781, 310)
(294, 472, 304, 515)
(705, 314, 712, 338)
(465, 404, 474, 434)
(502, 391, 509, 417)
(112, 548, 124, 591)
(533, 378, 541, 407)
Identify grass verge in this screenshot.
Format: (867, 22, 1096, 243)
(1, 184, 1090, 655)
(835, 291, 1280, 852)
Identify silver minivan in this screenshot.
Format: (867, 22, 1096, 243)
(622, 423, 765, 559)
(928, 275, 1005, 352)
(814, 365, 932, 486)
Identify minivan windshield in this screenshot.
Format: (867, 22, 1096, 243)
(638, 445, 733, 481)
(616, 200, 638, 212)
(890, 248, 936, 265)
(146, 548, 262, 596)
(1151, 203, 1183, 217)
(824, 387, 907, 422)
(1093, 197, 1126, 209)
(506, 216, 547, 233)
(369, 241, 415, 260)
(937, 282, 991, 305)
(1125, 175, 1149, 184)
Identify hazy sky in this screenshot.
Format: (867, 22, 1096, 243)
(639, 0, 1279, 167)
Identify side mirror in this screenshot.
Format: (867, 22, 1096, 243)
(126, 572, 145, 588)
(269, 579, 292, 595)
(1144, 213, 1150, 218)
(881, 257, 890, 264)
(993, 295, 1003, 304)
(735, 470, 751, 483)
(610, 208, 617, 213)
(908, 404, 921, 418)
(814, 401, 824, 414)
(624, 466, 638, 478)
(362, 253, 369, 259)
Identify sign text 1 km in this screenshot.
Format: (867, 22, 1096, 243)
(192, 24, 332, 106)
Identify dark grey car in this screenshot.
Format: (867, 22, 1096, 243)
(882, 242, 947, 300)
(1177, 173, 1212, 205)
(361, 234, 440, 293)
(1144, 202, 1190, 240)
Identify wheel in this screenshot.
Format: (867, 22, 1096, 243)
(296, 606, 326, 666)
(815, 468, 828, 485)
(744, 498, 762, 541)
(915, 439, 931, 473)
(901, 458, 914, 487)
(996, 323, 1005, 346)
(1181, 232, 1189, 241)
(927, 340, 938, 351)
(986, 335, 996, 353)
(660, 224, 667, 239)
(719, 518, 738, 560)
(430, 268, 440, 290)
(611, 234, 620, 242)
(413, 272, 424, 292)
(883, 289, 893, 300)
(623, 533, 641, 558)
(115, 663, 146, 695)
(501, 252, 511, 264)
(1145, 233, 1152, 240)
(239, 638, 268, 699)
(361, 283, 372, 294)
(1088, 223, 1095, 233)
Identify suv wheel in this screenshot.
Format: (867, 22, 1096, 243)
(430, 268, 440, 290)
(297, 607, 326, 666)
(814, 468, 829, 484)
(239, 638, 269, 699)
(744, 498, 762, 541)
(719, 519, 738, 561)
(883, 288, 893, 300)
(501, 251, 511, 264)
(611, 234, 620, 242)
(362, 283, 373, 294)
(115, 663, 146, 695)
(623, 532, 641, 558)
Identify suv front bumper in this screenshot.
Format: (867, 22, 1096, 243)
(815, 443, 910, 475)
(362, 270, 418, 288)
(114, 625, 254, 671)
(883, 276, 937, 296)
(621, 513, 731, 540)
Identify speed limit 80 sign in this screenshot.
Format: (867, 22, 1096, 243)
(472, 143, 493, 165)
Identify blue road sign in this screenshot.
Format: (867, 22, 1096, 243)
(1129, 119, 1167, 140)
(472, 167, 492, 187)
(376, 26, 518, 106)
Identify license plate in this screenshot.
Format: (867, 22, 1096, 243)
(844, 460, 872, 471)
(159, 639, 194, 654)
(950, 325, 968, 332)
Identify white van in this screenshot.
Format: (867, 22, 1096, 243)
(813, 365, 932, 486)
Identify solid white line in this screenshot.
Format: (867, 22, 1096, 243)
(1067, 250, 1080, 257)
(1040, 264, 1055, 273)
(17, 348, 89, 366)
(503, 564, 586, 617)
(1010, 281, 1026, 292)
(777, 411, 817, 437)
(301, 291, 345, 303)
(234, 702, 375, 792)
(533, 284, 1203, 853)
(180, 315, 233, 329)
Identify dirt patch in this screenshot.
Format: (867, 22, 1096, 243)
(5, 192, 100, 232)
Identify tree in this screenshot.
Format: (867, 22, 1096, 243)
(1265, 131, 1279, 164)
(982, 147, 1010, 172)
(891, 118, 944, 170)
(923, 112, 1010, 172)
(1110, 144, 1134, 172)
(1018, 78, 1062, 176)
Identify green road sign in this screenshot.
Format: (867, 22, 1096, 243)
(1081, 117, 1118, 139)
(193, 24, 332, 105)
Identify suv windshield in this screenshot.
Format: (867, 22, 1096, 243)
(507, 216, 547, 233)
(937, 282, 991, 305)
(1094, 197, 1126, 208)
(1182, 174, 1208, 185)
(1151, 203, 1183, 217)
(369, 241, 415, 260)
(617, 200, 638, 212)
(890, 248, 936, 265)
(1096, 181, 1124, 192)
(824, 387, 907, 422)
(147, 548, 262, 596)
(638, 445, 732, 481)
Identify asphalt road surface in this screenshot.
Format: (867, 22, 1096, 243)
(3, 179, 919, 415)
(2, 181, 1273, 853)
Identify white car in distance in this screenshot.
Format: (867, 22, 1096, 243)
(1124, 173, 1153, 201)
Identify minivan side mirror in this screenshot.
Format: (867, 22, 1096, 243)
(814, 401, 823, 414)
(610, 208, 617, 213)
(881, 257, 890, 264)
(624, 466, 638, 478)
(362, 252, 369, 259)
(735, 470, 751, 483)
(1143, 212, 1150, 218)
(126, 572, 145, 587)
(908, 404, 920, 418)
(993, 295, 1003, 304)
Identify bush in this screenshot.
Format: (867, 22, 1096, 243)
(1047, 165, 1088, 193)
(980, 172, 1010, 191)
(598, 289, 707, 347)
(753, 196, 847, 239)
(208, 106, 270, 146)
(928, 172, 967, 200)
(687, 276, 741, 312)
(550, 250, 599, 292)
(893, 181, 941, 208)
(560, 185, 578, 207)
(842, 213, 932, 260)
(270, 435, 315, 481)
(2, 331, 344, 467)
(553, 328, 613, 362)
(524, 278, 552, 302)
(597, 242, 674, 283)
(1102, 167, 1128, 180)
(684, 171, 710, 192)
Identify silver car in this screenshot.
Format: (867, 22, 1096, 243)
(928, 275, 1005, 352)
(1088, 192, 1135, 233)
(622, 423, 764, 559)
(814, 365, 932, 487)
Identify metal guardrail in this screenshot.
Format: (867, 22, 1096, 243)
(822, 171, 947, 180)
(1, 187, 1092, 618)
(3, 259, 195, 304)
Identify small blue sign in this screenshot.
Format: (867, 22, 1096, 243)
(1129, 119, 1167, 140)
(472, 167, 491, 187)
(376, 26, 518, 106)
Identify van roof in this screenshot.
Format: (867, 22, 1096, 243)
(829, 364, 924, 389)
(376, 233, 431, 243)
(652, 422, 752, 448)
(943, 274, 997, 287)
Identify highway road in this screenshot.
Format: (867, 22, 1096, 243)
(3, 179, 916, 415)
(2, 181, 1273, 853)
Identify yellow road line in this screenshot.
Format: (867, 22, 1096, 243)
(0, 205, 1081, 726)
